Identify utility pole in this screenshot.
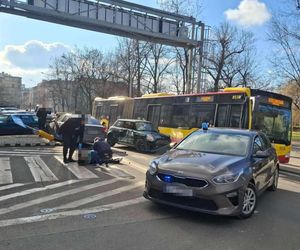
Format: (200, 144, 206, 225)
(197, 22, 205, 93)
(186, 23, 195, 94)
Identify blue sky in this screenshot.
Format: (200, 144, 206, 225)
(0, 0, 295, 86)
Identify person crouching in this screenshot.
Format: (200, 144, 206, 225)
(90, 137, 112, 165)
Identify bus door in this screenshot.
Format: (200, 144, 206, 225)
(95, 105, 102, 120)
(216, 104, 243, 128)
(109, 104, 119, 126)
(216, 104, 229, 127)
(147, 105, 161, 129)
(228, 105, 243, 128)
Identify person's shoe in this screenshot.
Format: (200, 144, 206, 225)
(68, 158, 76, 163)
(63, 159, 69, 164)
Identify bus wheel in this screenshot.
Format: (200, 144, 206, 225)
(107, 134, 116, 147)
(136, 139, 150, 153)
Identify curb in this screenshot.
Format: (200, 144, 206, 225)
(280, 165, 300, 176)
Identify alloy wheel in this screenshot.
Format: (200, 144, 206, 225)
(242, 187, 256, 215)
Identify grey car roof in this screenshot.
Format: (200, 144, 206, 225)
(116, 119, 151, 123)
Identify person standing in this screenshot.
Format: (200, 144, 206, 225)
(36, 107, 47, 130)
(59, 115, 85, 164)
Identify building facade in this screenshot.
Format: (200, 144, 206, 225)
(24, 79, 129, 114)
(0, 72, 22, 108)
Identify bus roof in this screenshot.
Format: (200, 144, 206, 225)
(142, 93, 175, 98)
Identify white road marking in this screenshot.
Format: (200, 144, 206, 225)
(56, 181, 144, 210)
(278, 178, 300, 194)
(0, 180, 81, 202)
(0, 183, 25, 191)
(95, 165, 134, 179)
(24, 156, 59, 182)
(122, 158, 148, 173)
(0, 178, 119, 215)
(54, 156, 99, 179)
(0, 157, 13, 185)
(0, 197, 146, 228)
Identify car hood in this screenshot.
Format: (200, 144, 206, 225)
(156, 149, 247, 178)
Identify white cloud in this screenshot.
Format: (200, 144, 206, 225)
(225, 0, 271, 27)
(0, 40, 71, 86)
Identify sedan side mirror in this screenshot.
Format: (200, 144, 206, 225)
(253, 150, 269, 158)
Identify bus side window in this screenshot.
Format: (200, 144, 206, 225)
(190, 104, 215, 128)
(160, 105, 173, 127)
(172, 105, 191, 128)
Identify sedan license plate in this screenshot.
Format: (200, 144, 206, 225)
(164, 185, 193, 197)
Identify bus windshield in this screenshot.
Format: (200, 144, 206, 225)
(253, 104, 292, 145)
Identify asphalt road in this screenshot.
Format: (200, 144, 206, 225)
(0, 145, 299, 250)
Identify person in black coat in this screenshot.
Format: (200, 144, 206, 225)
(59, 115, 85, 163)
(36, 107, 47, 130)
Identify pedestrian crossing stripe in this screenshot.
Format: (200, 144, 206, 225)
(0, 154, 134, 185)
(54, 156, 99, 179)
(24, 156, 59, 182)
(0, 178, 119, 216)
(0, 157, 13, 185)
(0, 197, 146, 228)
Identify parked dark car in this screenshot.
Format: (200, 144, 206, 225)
(47, 113, 106, 143)
(0, 113, 39, 135)
(144, 128, 279, 218)
(107, 119, 171, 153)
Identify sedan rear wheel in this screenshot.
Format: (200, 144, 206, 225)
(239, 183, 257, 219)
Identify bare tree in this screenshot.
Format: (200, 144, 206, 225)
(114, 38, 149, 97)
(48, 48, 113, 113)
(205, 22, 254, 91)
(143, 44, 174, 93)
(268, 13, 300, 89)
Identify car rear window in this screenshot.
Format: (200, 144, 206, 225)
(176, 131, 251, 156)
(85, 126, 104, 135)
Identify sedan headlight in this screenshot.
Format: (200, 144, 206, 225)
(146, 134, 155, 142)
(149, 161, 158, 175)
(212, 170, 243, 184)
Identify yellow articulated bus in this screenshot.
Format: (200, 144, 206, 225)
(92, 88, 292, 164)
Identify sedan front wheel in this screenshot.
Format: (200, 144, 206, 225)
(239, 182, 257, 219)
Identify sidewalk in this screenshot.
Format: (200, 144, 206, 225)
(280, 141, 300, 175)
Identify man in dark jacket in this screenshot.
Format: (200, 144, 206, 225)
(91, 137, 112, 164)
(36, 107, 48, 130)
(59, 115, 85, 163)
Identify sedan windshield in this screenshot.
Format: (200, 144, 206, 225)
(176, 131, 251, 156)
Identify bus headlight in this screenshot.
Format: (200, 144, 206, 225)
(149, 161, 158, 175)
(146, 134, 155, 142)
